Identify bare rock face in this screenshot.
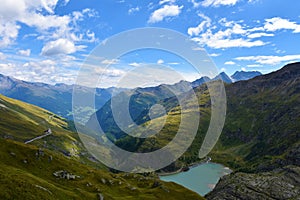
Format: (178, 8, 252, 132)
(205, 165, 300, 200)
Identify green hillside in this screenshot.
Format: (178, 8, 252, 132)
(0, 138, 203, 200)
(0, 94, 204, 199)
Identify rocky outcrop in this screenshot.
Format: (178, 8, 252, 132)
(205, 165, 300, 200)
(53, 170, 80, 180)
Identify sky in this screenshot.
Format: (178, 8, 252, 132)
(0, 0, 300, 88)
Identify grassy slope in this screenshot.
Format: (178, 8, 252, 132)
(0, 139, 203, 200)
(0, 94, 204, 199)
(0, 93, 93, 165)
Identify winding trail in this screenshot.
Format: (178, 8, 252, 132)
(25, 129, 52, 144)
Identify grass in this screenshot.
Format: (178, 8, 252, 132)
(0, 138, 203, 200)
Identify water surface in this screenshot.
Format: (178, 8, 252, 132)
(160, 163, 231, 196)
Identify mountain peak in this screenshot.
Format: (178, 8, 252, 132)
(231, 71, 262, 82)
(213, 72, 232, 83)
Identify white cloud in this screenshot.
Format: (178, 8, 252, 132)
(201, 0, 240, 7)
(224, 61, 235, 65)
(0, 21, 20, 48)
(23, 59, 57, 75)
(128, 7, 140, 15)
(159, 0, 176, 5)
(189, 0, 201, 7)
(157, 59, 164, 64)
(168, 62, 180, 65)
(220, 67, 226, 72)
(247, 32, 274, 39)
(0, 0, 98, 49)
(188, 14, 211, 36)
(41, 38, 78, 56)
(0, 52, 6, 60)
(18, 49, 31, 56)
(148, 5, 183, 23)
(264, 17, 300, 33)
(188, 15, 300, 50)
(192, 47, 206, 51)
(4, 57, 80, 85)
(235, 54, 300, 65)
(0, 63, 16, 73)
(189, 17, 267, 49)
(247, 64, 262, 68)
(93, 67, 124, 77)
(101, 59, 119, 65)
(209, 53, 220, 57)
(241, 67, 246, 71)
(129, 62, 142, 67)
(20, 13, 70, 31)
(192, 35, 265, 49)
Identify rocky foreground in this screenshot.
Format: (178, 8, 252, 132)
(205, 165, 300, 200)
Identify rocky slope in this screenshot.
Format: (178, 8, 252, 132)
(205, 165, 300, 200)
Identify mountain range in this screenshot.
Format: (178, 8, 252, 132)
(0, 70, 261, 124)
(0, 74, 128, 124)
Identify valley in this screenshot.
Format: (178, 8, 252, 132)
(0, 62, 299, 199)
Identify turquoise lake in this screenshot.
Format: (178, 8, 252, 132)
(160, 163, 231, 196)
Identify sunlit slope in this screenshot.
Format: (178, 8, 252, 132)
(0, 138, 204, 200)
(0, 94, 87, 158)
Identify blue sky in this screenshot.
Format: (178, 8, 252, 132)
(0, 0, 300, 87)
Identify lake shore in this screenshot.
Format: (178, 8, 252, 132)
(159, 162, 232, 196)
(158, 157, 212, 176)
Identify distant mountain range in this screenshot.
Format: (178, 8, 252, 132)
(0, 70, 262, 124)
(0, 74, 127, 123)
(231, 70, 262, 82)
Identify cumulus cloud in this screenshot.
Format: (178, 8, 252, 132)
(247, 64, 262, 68)
(188, 14, 300, 50)
(264, 17, 300, 33)
(157, 59, 164, 64)
(209, 53, 220, 57)
(128, 7, 140, 15)
(159, 0, 176, 5)
(247, 32, 274, 39)
(41, 39, 78, 56)
(18, 49, 31, 56)
(201, 0, 240, 7)
(0, 63, 16, 74)
(235, 54, 300, 65)
(0, 21, 20, 48)
(0, 0, 97, 50)
(189, 17, 268, 49)
(0, 52, 6, 60)
(129, 62, 142, 67)
(101, 59, 119, 65)
(224, 61, 235, 65)
(148, 5, 183, 23)
(188, 14, 211, 36)
(20, 59, 75, 83)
